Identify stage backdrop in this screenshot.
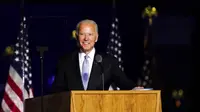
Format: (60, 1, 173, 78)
(0, 4, 195, 111)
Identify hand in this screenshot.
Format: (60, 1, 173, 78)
(132, 86, 144, 90)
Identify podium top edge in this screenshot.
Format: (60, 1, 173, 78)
(71, 90, 161, 94)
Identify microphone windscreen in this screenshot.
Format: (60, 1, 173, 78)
(95, 54, 102, 63)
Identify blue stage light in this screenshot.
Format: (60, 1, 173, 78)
(48, 75, 55, 86)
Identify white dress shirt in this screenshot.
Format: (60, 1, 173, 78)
(79, 48, 95, 78)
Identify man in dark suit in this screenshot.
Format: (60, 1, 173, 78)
(52, 19, 140, 92)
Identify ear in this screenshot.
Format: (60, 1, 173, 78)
(95, 34, 99, 42)
(75, 32, 78, 40)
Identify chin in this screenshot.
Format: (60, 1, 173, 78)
(81, 46, 89, 50)
(81, 48, 92, 53)
(83, 49, 91, 52)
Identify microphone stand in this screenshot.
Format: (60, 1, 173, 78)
(37, 46, 48, 112)
(95, 55, 105, 91)
(102, 72, 104, 91)
(99, 63, 104, 91)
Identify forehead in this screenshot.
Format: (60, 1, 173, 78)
(79, 23, 96, 31)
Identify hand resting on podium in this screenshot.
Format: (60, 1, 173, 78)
(132, 87, 153, 90)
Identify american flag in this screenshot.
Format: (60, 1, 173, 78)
(139, 53, 153, 88)
(137, 26, 153, 88)
(107, 17, 123, 90)
(1, 17, 34, 112)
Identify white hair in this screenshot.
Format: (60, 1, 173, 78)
(76, 19, 98, 34)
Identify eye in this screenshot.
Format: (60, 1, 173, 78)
(79, 33, 84, 36)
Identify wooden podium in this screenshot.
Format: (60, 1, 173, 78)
(25, 90, 162, 112)
(71, 90, 162, 112)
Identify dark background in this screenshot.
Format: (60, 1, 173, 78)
(0, 1, 197, 111)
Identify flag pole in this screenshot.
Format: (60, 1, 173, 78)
(112, 0, 115, 9)
(20, 0, 24, 18)
(112, 0, 116, 17)
(20, 0, 26, 111)
(140, 6, 157, 88)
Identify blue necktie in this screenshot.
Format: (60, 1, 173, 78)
(82, 55, 89, 90)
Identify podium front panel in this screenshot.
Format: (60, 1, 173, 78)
(70, 90, 162, 112)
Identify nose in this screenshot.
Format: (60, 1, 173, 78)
(84, 35, 89, 40)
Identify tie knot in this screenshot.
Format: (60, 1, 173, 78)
(84, 55, 89, 59)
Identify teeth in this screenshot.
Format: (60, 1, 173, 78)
(83, 42, 89, 44)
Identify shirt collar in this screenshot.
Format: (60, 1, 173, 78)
(79, 47, 95, 60)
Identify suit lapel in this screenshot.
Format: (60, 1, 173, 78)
(73, 51, 84, 90)
(87, 53, 102, 90)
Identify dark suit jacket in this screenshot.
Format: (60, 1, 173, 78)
(51, 49, 135, 93)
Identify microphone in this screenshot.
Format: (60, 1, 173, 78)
(95, 54, 104, 90)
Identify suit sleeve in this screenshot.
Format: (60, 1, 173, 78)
(111, 57, 136, 90)
(51, 58, 67, 93)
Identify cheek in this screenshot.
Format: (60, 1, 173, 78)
(90, 41, 96, 46)
(90, 38, 95, 43)
(91, 37, 97, 42)
(78, 37, 84, 42)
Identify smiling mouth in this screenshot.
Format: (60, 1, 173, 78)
(82, 42, 90, 45)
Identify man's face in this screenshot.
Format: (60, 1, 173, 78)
(77, 23, 98, 53)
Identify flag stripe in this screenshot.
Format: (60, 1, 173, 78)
(7, 75, 23, 101)
(1, 99, 11, 112)
(8, 65, 29, 100)
(9, 65, 23, 90)
(1, 16, 34, 112)
(23, 89, 29, 100)
(28, 88, 33, 98)
(5, 84, 23, 111)
(3, 92, 20, 112)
